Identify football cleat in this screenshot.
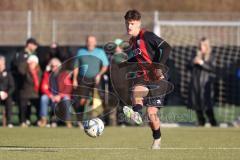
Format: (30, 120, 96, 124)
(123, 106, 143, 125)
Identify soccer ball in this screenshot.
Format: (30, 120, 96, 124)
(83, 118, 104, 138)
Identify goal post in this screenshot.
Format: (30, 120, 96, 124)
(154, 19, 240, 124)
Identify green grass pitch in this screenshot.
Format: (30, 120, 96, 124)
(0, 127, 240, 160)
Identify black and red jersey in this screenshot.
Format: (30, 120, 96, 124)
(128, 29, 171, 81)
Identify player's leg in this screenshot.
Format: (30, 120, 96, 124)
(132, 85, 149, 114)
(147, 106, 161, 149)
(72, 96, 85, 129)
(74, 97, 91, 127)
(19, 98, 28, 127)
(196, 110, 206, 126)
(5, 97, 13, 127)
(38, 94, 50, 127)
(123, 84, 149, 124)
(72, 78, 92, 128)
(205, 108, 217, 126)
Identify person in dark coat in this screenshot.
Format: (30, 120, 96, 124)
(18, 55, 42, 127)
(188, 37, 217, 126)
(0, 55, 15, 127)
(12, 38, 39, 80)
(11, 38, 39, 125)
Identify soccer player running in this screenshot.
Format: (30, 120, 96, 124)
(122, 10, 172, 149)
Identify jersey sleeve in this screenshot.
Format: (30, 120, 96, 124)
(7, 72, 15, 96)
(100, 49, 109, 66)
(144, 31, 164, 48)
(144, 31, 172, 64)
(74, 49, 82, 68)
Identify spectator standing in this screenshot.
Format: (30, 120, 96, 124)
(0, 55, 15, 127)
(11, 38, 39, 125)
(72, 35, 109, 128)
(18, 55, 41, 127)
(188, 37, 217, 126)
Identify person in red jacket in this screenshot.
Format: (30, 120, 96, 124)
(38, 58, 72, 128)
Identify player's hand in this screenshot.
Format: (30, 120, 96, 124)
(147, 64, 164, 81)
(155, 69, 165, 80)
(95, 74, 101, 85)
(149, 69, 164, 81)
(54, 95, 61, 103)
(50, 95, 55, 102)
(73, 79, 78, 89)
(0, 91, 8, 100)
(193, 57, 204, 65)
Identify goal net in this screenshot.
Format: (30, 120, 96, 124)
(156, 20, 240, 124)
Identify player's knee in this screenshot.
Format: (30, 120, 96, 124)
(147, 107, 158, 114)
(132, 85, 149, 98)
(147, 107, 158, 120)
(133, 97, 144, 105)
(80, 98, 87, 105)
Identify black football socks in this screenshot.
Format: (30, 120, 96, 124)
(152, 127, 161, 139)
(133, 104, 143, 116)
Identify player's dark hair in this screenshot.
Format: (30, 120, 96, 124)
(198, 37, 209, 49)
(26, 37, 38, 46)
(200, 37, 207, 42)
(124, 9, 141, 21)
(198, 37, 206, 49)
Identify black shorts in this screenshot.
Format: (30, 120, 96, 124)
(73, 77, 95, 97)
(131, 77, 173, 107)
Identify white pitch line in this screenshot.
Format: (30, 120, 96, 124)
(0, 147, 138, 151)
(0, 147, 240, 151)
(162, 147, 240, 150)
(160, 147, 203, 150)
(208, 148, 240, 150)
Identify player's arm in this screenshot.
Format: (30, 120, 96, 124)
(73, 57, 79, 88)
(98, 66, 108, 76)
(156, 40, 171, 64)
(198, 54, 216, 73)
(95, 50, 109, 85)
(146, 32, 172, 80)
(7, 72, 15, 96)
(145, 31, 172, 64)
(98, 50, 109, 76)
(73, 67, 79, 81)
(95, 66, 108, 85)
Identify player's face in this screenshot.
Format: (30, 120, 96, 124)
(51, 63, 59, 72)
(125, 20, 141, 36)
(27, 61, 38, 70)
(87, 36, 97, 51)
(0, 59, 5, 71)
(115, 46, 122, 53)
(27, 43, 38, 53)
(200, 42, 208, 54)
